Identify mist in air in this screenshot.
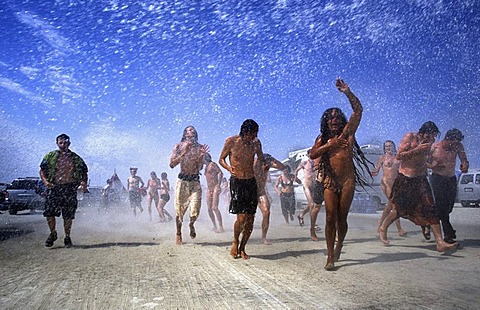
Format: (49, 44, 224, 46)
(0, 0, 478, 186)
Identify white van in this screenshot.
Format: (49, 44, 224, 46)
(286, 145, 387, 213)
(457, 169, 480, 207)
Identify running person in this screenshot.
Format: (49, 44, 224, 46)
(379, 121, 458, 253)
(310, 79, 372, 270)
(219, 119, 264, 259)
(169, 126, 209, 245)
(254, 153, 285, 244)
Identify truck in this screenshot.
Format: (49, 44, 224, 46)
(4, 177, 46, 215)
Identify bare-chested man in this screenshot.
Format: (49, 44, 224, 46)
(379, 121, 458, 253)
(310, 79, 372, 270)
(40, 134, 88, 248)
(204, 153, 224, 233)
(127, 167, 145, 218)
(428, 128, 469, 244)
(254, 153, 285, 244)
(219, 119, 264, 259)
(372, 140, 407, 236)
(170, 126, 209, 245)
(294, 150, 323, 241)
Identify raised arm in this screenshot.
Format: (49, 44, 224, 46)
(270, 157, 286, 172)
(336, 79, 363, 137)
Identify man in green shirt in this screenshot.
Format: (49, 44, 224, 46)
(40, 134, 88, 248)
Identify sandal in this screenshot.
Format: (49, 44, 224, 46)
(421, 225, 431, 240)
(297, 215, 304, 227)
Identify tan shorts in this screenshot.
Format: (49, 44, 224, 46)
(175, 179, 202, 220)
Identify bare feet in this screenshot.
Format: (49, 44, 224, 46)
(324, 261, 335, 271)
(398, 229, 408, 236)
(176, 234, 183, 245)
(215, 227, 225, 233)
(379, 226, 390, 246)
(310, 228, 319, 241)
(334, 244, 343, 262)
(240, 251, 250, 260)
(189, 223, 196, 239)
(437, 241, 459, 252)
(230, 242, 239, 259)
(261, 238, 272, 245)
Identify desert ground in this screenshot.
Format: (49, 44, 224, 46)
(0, 200, 479, 310)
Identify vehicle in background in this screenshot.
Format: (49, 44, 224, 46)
(287, 145, 387, 213)
(4, 177, 46, 215)
(0, 183, 10, 211)
(457, 169, 480, 207)
(77, 186, 104, 208)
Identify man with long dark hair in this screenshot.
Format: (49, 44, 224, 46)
(310, 79, 372, 270)
(170, 125, 209, 245)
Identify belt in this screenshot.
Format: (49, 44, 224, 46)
(178, 173, 200, 182)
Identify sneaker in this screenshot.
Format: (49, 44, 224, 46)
(64, 236, 73, 248)
(45, 231, 58, 247)
(444, 237, 456, 244)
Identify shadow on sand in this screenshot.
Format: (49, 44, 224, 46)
(74, 242, 158, 249)
(0, 228, 35, 241)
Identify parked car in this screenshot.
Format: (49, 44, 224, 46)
(0, 183, 9, 211)
(5, 177, 46, 214)
(457, 169, 480, 207)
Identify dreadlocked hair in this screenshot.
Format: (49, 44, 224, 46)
(317, 108, 373, 190)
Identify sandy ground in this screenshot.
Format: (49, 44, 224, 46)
(0, 201, 479, 310)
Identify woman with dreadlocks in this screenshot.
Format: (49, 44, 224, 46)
(310, 79, 372, 270)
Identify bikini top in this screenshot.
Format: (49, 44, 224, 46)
(280, 176, 294, 187)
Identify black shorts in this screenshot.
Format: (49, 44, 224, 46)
(313, 180, 325, 205)
(160, 193, 170, 202)
(43, 183, 78, 219)
(229, 177, 258, 214)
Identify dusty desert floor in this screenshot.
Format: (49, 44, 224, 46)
(1, 202, 479, 309)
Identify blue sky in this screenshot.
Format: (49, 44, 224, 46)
(1, 0, 479, 185)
